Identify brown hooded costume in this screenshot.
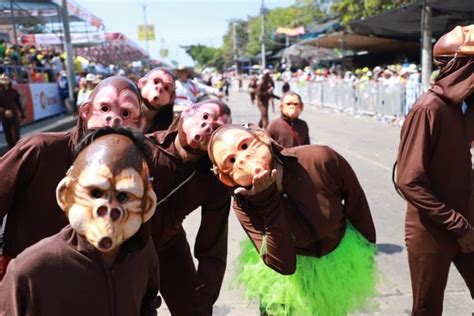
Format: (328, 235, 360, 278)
(0, 79, 24, 149)
(146, 117, 231, 316)
(266, 116, 310, 148)
(0, 77, 143, 279)
(0, 131, 160, 316)
(395, 25, 474, 315)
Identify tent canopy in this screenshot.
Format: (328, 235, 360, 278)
(0, 0, 102, 28)
(349, 0, 474, 40)
(300, 32, 419, 53)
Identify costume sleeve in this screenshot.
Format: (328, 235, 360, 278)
(193, 190, 231, 315)
(0, 137, 40, 218)
(0, 261, 31, 316)
(335, 151, 376, 243)
(233, 184, 296, 275)
(302, 122, 310, 145)
(141, 240, 160, 316)
(396, 107, 471, 238)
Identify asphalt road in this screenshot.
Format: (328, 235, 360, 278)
(162, 89, 473, 315)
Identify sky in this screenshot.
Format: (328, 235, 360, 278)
(75, 0, 295, 65)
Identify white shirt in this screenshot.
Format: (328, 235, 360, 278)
(174, 79, 219, 105)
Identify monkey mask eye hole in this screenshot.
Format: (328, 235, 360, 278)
(100, 105, 109, 113)
(203, 114, 209, 120)
(229, 157, 236, 164)
(90, 189, 103, 199)
(122, 110, 130, 118)
(241, 143, 248, 150)
(116, 192, 128, 203)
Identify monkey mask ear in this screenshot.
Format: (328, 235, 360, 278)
(79, 101, 91, 122)
(218, 172, 236, 188)
(137, 77, 148, 90)
(141, 180, 157, 223)
(56, 177, 72, 212)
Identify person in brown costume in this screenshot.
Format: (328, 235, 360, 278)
(0, 74, 25, 149)
(0, 129, 160, 316)
(255, 70, 274, 128)
(395, 25, 474, 315)
(138, 67, 177, 132)
(0, 76, 146, 280)
(146, 99, 232, 316)
(248, 75, 257, 104)
(207, 124, 377, 315)
(266, 91, 310, 148)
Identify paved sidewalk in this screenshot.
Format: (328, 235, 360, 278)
(0, 113, 77, 155)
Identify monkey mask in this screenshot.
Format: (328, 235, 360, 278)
(208, 124, 273, 188)
(79, 76, 146, 132)
(138, 68, 176, 109)
(56, 133, 157, 253)
(280, 92, 303, 120)
(177, 100, 232, 153)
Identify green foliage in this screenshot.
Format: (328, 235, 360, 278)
(182, 44, 224, 71)
(332, 0, 411, 24)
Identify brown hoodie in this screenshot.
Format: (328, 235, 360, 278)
(0, 225, 160, 316)
(396, 58, 474, 250)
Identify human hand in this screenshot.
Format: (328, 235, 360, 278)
(4, 110, 13, 118)
(457, 228, 474, 253)
(234, 169, 277, 196)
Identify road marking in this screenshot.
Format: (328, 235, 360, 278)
(329, 144, 393, 173)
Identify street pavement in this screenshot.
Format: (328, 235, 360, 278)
(2, 89, 472, 315)
(163, 89, 474, 315)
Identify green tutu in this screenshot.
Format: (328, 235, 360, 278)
(234, 223, 378, 316)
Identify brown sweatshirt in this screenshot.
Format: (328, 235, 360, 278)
(396, 58, 474, 248)
(0, 88, 23, 115)
(147, 125, 231, 311)
(266, 116, 310, 148)
(233, 144, 375, 275)
(0, 130, 77, 257)
(0, 225, 160, 316)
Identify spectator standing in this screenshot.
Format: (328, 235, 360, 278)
(0, 74, 25, 148)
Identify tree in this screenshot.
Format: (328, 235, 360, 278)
(332, 0, 411, 25)
(182, 44, 224, 71)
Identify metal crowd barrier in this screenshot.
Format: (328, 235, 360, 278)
(273, 79, 423, 119)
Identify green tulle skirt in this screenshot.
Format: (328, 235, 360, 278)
(234, 223, 378, 316)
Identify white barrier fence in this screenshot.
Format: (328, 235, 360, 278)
(271, 80, 423, 120)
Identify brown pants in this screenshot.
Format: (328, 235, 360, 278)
(1, 114, 20, 149)
(407, 247, 474, 315)
(257, 98, 269, 129)
(159, 228, 212, 316)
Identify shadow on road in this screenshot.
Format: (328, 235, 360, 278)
(376, 243, 403, 255)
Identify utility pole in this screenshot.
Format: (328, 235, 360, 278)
(420, 2, 432, 91)
(232, 21, 238, 74)
(260, 0, 266, 70)
(142, 3, 150, 69)
(61, 0, 77, 113)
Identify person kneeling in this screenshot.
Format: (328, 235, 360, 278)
(0, 128, 160, 316)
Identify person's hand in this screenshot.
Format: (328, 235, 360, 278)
(234, 169, 277, 196)
(457, 228, 474, 253)
(4, 109, 13, 119)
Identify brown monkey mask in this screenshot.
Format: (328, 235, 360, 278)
(79, 76, 146, 132)
(138, 68, 176, 109)
(208, 125, 273, 188)
(280, 93, 303, 120)
(178, 99, 232, 153)
(56, 134, 157, 253)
